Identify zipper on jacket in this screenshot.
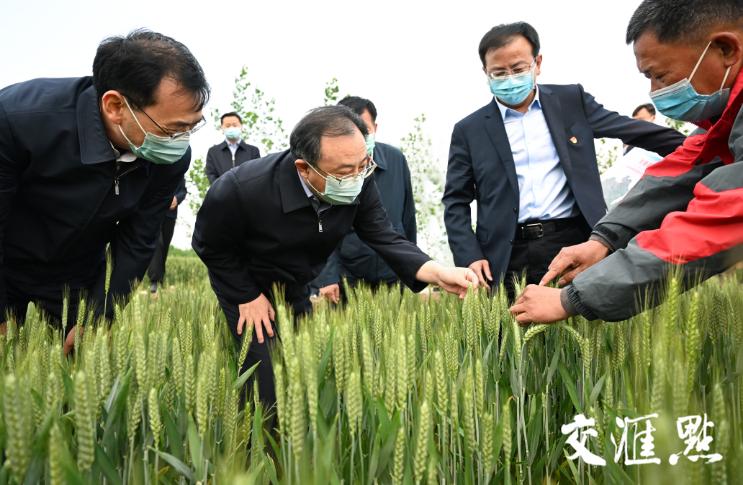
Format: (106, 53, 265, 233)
(318, 213, 323, 233)
(114, 162, 141, 196)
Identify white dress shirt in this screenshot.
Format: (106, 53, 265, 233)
(495, 89, 578, 223)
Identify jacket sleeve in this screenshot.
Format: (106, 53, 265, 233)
(192, 170, 263, 305)
(103, 152, 191, 317)
(312, 248, 343, 288)
(0, 99, 29, 320)
(592, 132, 716, 251)
(174, 176, 187, 205)
(401, 152, 417, 244)
(205, 147, 219, 185)
(579, 84, 686, 156)
(442, 123, 485, 267)
(564, 108, 743, 321)
(354, 179, 431, 292)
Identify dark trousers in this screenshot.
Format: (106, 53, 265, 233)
(504, 217, 591, 300)
(147, 216, 176, 284)
(4, 277, 97, 332)
(214, 284, 312, 408)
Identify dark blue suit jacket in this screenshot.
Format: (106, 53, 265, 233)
(443, 84, 686, 281)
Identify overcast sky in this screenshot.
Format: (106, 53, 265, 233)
(2, 0, 653, 248)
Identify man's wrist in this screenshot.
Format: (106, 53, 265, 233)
(560, 287, 578, 316)
(589, 233, 614, 253)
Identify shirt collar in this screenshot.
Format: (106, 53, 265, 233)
(495, 85, 541, 120)
(297, 169, 315, 198)
(109, 142, 138, 163)
(227, 138, 241, 147)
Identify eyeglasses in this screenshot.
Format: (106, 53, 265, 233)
(309, 155, 378, 185)
(486, 60, 536, 80)
(124, 96, 206, 140)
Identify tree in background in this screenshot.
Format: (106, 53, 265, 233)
(187, 66, 287, 215)
(323, 77, 341, 106)
(401, 114, 452, 264)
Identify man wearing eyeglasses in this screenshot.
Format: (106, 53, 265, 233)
(0, 29, 208, 353)
(443, 21, 686, 299)
(313, 96, 417, 304)
(193, 105, 479, 404)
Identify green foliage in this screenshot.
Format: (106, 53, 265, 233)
(323, 77, 341, 106)
(187, 66, 288, 215)
(187, 157, 210, 215)
(665, 117, 695, 135)
(2, 256, 740, 483)
(596, 138, 621, 175)
(400, 114, 451, 264)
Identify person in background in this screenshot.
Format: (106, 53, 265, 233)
(604, 103, 667, 206)
(148, 177, 187, 293)
(313, 96, 416, 303)
(205, 112, 261, 184)
(632, 103, 656, 122)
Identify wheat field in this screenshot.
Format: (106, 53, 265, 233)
(0, 254, 741, 484)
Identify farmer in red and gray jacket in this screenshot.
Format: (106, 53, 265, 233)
(511, 0, 743, 324)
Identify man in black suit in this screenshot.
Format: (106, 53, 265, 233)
(443, 21, 686, 297)
(0, 29, 208, 352)
(313, 96, 417, 303)
(205, 112, 261, 184)
(193, 106, 478, 403)
(147, 176, 187, 293)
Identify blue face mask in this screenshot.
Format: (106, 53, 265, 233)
(489, 63, 536, 106)
(650, 42, 732, 122)
(365, 133, 376, 157)
(224, 127, 242, 141)
(118, 98, 190, 165)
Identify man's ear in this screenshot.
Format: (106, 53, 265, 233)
(294, 159, 310, 177)
(713, 31, 743, 69)
(535, 54, 543, 76)
(100, 90, 127, 125)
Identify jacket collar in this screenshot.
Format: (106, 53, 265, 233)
(698, 68, 743, 165)
(76, 85, 118, 165)
(371, 143, 387, 171)
(483, 99, 519, 194)
(537, 84, 575, 181)
(481, 84, 575, 193)
(220, 139, 249, 151)
(278, 151, 313, 213)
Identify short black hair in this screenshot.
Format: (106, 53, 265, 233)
(478, 22, 540, 66)
(626, 0, 743, 44)
(290, 106, 368, 166)
(220, 112, 242, 124)
(338, 96, 378, 122)
(93, 29, 210, 110)
(632, 103, 656, 117)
